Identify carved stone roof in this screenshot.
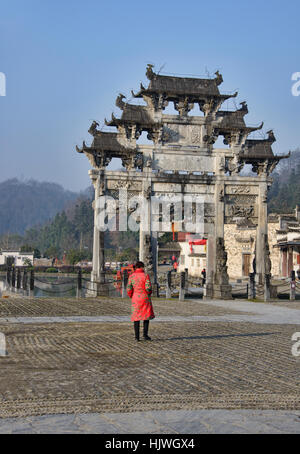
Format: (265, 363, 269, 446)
(76, 123, 140, 169)
(84, 130, 135, 153)
(215, 102, 262, 132)
(216, 103, 248, 127)
(105, 94, 156, 127)
(76, 66, 287, 177)
(132, 64, 237, 104)
(145, 64, 222, 96)
(243, 130, 276, 159)
(239, 131, 290, 174)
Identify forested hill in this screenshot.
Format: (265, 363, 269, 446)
(268, 148, 300, 213)
(0, 148, 299, 254)
(0, 179, 79, 235)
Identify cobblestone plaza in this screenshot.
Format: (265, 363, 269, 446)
(0, 296, 299, 433)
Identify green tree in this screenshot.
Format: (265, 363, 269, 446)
(44, 246, 60, 259)
(66, 249, 91, 265)
(73, 200, 93, 251)
(20, 244, 34, 252)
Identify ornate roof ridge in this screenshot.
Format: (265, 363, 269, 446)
(105, 94, 158, 127)
(131, 64, 228, 98)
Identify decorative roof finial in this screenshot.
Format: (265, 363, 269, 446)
(146, 64, 155, 80)
(116, 93, 126, 110)
(266, 130, 276, 143)
(214, 70, 223, 86)
(239, 101, 248, 113)
(88, 121, 99, 137)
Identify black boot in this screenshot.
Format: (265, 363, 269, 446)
(143, 320, 151, 341)
(134, 321, 140, 342)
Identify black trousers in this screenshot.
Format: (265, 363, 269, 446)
(134, 320, 149, 339)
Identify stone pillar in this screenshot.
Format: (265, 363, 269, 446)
(256, 181, 268, 285)
(184, 268, 189, 294)
(76, 268, 82, 299)
(204, 235, 215, 298)
(6, 267, 11, 287)
(11, 267, 16, 289)
(166, 270, 172, 299)
(22, 269, 28, 292)
(281, 249, 287, 277)
(89, 170, 107, 296)
(139, 172, 154, 278)
(288, 248, 293, 277)
(179, 271, 186, 301)
(16, 268, 21, 290)
(121, 269, 129, 298)
(205, 180, 231, 299)
(290, 270, 296, 301)
(248, 272, 256, 299)
(29, 270, 34, 297)
(91, 173, 100, 286)
(264, 273, 271, 302)
(255, 180, 271, 301)
(151, 231, 159, 296)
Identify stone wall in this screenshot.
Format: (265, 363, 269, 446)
(224, 224, 255, 278)
(178, 217, 281, 279)
(268, 218, 281, 276)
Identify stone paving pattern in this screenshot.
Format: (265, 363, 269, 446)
(0, 410, 300, 434)
(0, 297, 299, 420)
(0, 296, 245, 317)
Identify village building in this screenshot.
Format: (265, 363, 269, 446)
(33, 258, 53, 267)
(274, 206, 300, 277)
(0, 249, 34, 267)
(177, 206, 300, 279)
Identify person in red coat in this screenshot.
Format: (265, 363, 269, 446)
(127, 261, 155, 342)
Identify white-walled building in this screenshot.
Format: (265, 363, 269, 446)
(0, 250, 34, 267)
(177, 206, 300, 279)
(177, 234, 207, 277)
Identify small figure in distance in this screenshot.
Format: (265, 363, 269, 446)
(201, 268, 206, 286)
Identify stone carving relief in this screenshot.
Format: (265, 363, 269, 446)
(227, 186, 251, 194)
(121, 152, 143, 171)
(264, 234, 272, 276)
(225, 156, 245, 175)
(174, 97, 194, 116)
(162, 126, 180, 143)
(229, 206, 254, 218)
(191, 127, 202, 144)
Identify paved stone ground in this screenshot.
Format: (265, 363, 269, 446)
(0, 296, 299, 433)
(257, 300, 300, 310)
(0, 410, 300, 434)
(0, 296, 245, 317)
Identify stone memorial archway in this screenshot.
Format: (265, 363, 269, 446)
(77, 65, 288, 299)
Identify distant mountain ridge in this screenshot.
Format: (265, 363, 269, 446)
(0, 178, 80, 235)
(0, 148, 299, 238)
(268, 148, 300, 213)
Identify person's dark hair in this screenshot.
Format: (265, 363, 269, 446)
(135, 261, 144, 269)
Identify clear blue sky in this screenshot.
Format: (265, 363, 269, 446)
(0, 0, 300, 191)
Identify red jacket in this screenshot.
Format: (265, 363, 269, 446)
(127, 269, 155, 322)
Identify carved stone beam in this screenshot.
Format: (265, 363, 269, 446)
(174, 97, 194, 116)
(147, 125, 163, 144)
